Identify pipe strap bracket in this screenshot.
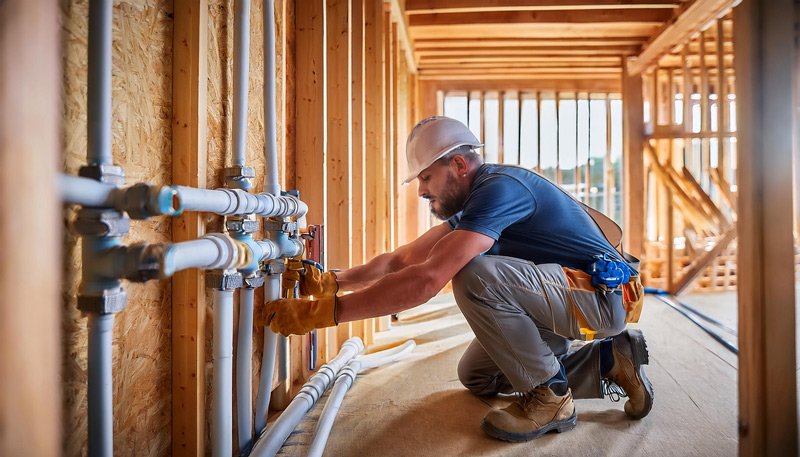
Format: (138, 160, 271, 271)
(78, 287, 128, 314)
(207, 271, 244, 290)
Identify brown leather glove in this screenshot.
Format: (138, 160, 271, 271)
(282, 259, 338, 297)
(258, 295, 338, 336)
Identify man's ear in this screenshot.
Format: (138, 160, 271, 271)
(451, 154, 469, 175)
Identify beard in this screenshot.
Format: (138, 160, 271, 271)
(428, 173, 467, 220)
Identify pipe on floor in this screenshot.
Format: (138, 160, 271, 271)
(232, 0, 251, 168)
(236, 287, 255, 451)
(212, 288, 235, 457)
(263, 0, 279, 196)
(88, 0, 112, 166)
(307, 341, 417, 457)
(250, 337, 365, 457)
(254, 274, 281, 435)
(88, 313, 114, 457)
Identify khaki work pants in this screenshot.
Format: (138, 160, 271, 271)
(453, 255, 626, 398)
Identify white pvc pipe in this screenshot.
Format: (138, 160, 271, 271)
(212, 289, 235, 457)
(357, 340, 417, 370)
(263, 0, 279, 196)
(176, 186, 307, 218)
(236, 287, 255, 451)
(254, 274, 281, 434)
(88, 0, 112, 166)
(87, 313, 114, 457)
(60, 174, 116, 206)
(233, 0, 251, 167)
(306, 362, 360, 457)
(249, 337, 365, 457)
(164, 234, 241, 276)
(306, 341, 416, 457)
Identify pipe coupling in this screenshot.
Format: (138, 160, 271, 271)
(202, 233, 241, 270)
(122, 242, 169, 281)
(120, 183, 182, 219)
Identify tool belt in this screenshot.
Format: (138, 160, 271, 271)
(562, 267, 645, 341)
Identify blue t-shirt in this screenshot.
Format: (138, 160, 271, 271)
(447, 163, 626, 272)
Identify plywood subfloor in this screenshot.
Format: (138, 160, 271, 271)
(270, 292, 740, 456)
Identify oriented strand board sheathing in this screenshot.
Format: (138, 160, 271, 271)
(60, 1, 173, 456)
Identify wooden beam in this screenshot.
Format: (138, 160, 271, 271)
(424, 78, 621, 93)
(365, 0, 386, 263)
(622, 65, 645, 259)
(0, 2, 61, 456)
(414, 37, 650, 48)
(416, 46, 642, 56)
(418, 73, 622, 81)
(296, 0, 328, 363)
(171, 1, 207, 455)
(409, 9, 672, 26)
(627, 0, 736, 75)
(351, 0, 367, 343)
(328, 0, 353, 347)
(734, 0, 798, 455)
(406, 0, 680, 14)
(387, 0, 418, 73)
(411, 23, 662, 40)
(670, 225, 737, 294)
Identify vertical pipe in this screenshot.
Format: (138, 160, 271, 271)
(254, 275, 280, 434)
(87, 0, 112, 166)
(236, 287, 255, 450)
(233, 0, 252, 167)
(212, 288, 234, 457)
(263, 0, 280, 195)
(88, 313, 114, 457)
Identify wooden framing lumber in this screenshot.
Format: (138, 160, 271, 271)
(622, 65, 645, 258)
(406, 0, 680, 15)
(296, 0, 328, 366)
(670, 225, 736, 294)
(328, 0, 354, 350)
(734, 0, 798, 454)
(0, 1, 62, 455)
(627, 0, 736, 75)
(351, 0, 367, 342)
(171, 2, 207, 454)
(387, 0, 418, 73)
(409, 9, 672, 26)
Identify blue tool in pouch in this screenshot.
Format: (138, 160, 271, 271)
(589, 253, 635, 290)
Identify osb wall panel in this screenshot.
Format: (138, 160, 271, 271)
(61, 1, 173, 456)
(206, 0, 289, 449)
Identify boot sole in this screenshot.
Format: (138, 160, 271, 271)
(625, 329, 654, 420)
(480, 412, 577, 442)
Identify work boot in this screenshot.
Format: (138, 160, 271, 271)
(481, 386, 577, 442)
(604, 329, 654, 419)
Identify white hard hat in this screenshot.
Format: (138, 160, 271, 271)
(403, 116, 483, 184)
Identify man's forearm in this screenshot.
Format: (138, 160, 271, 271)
(335, 252, 403, 292)
(336, 262, 446, 322)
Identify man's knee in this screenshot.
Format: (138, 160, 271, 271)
(457, 356, 508, 396)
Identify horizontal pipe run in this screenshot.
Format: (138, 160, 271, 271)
(60, 174, 181, 218)
(176, 186, 307, 218)
(250, 337, 365, 457)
